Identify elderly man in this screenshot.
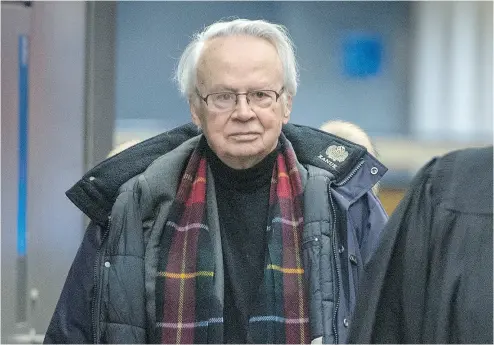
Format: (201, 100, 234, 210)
(45, 18, 387, 344)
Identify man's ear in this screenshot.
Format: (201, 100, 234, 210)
(282, 95, 292, 124)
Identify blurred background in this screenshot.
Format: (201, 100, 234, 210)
(2, 1, 492, 342)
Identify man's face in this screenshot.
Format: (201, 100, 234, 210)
(191, 35, 291, 169)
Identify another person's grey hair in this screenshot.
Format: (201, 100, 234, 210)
(175, 18, 298, 100)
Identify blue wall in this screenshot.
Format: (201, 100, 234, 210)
(115, 1, 410, 136)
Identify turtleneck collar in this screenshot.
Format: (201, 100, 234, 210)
(205, 142, 281, 192)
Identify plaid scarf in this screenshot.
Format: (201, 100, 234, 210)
(156, 135, 310, 344)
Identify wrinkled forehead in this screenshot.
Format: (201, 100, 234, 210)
(196, 35, 283, 91)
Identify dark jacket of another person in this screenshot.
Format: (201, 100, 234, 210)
(348, 146, 493, 344)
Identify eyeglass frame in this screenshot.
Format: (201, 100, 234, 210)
(196, 87, 285, 110)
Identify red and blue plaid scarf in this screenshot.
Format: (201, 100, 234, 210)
(156, 135, 310, 343)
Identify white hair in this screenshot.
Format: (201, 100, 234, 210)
(175, 18, 299, 100)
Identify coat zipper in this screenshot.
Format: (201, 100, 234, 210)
(92, 215, 112, 344)
(328, 183, 340, 344)
(335, 160, 364, 187)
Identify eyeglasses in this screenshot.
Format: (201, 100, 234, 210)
(197, 87, 285, 112)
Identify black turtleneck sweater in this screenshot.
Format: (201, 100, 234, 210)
(205, 144, 279, 344)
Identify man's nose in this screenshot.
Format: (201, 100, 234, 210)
(233, 95, 254, 120)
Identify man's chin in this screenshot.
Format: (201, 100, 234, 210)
(228, 142, 266, 156)
(225, 150, 261, 160)
(218, 146, 267, 165)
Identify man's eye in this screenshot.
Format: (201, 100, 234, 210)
(253, 91, 268, 99)
(216, 93, 234, 101)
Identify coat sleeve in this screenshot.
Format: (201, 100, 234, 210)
(347, 159, 436, 344)
(44, 221, 105, 344)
